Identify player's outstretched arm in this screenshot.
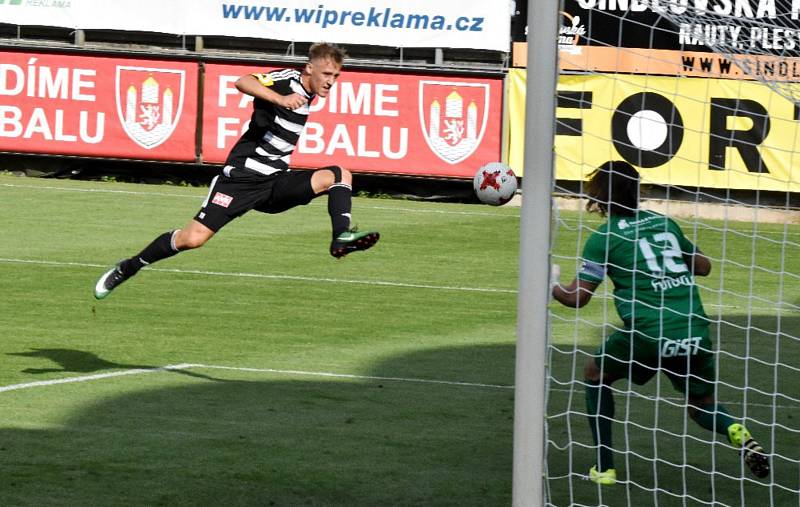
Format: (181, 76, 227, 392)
(235, 75, 307, 109)
(552, 276, 600, 308)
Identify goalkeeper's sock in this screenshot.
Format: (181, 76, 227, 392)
(586, 379, 615, 472)
(120, 230, 180, 276)
(328, 183, 352, 239)
(691, 403, 736, 437)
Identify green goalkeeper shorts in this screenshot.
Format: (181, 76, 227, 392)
(593, 326, 716, 398)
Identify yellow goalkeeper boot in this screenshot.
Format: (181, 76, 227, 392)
(589, 465, 617, 485)
(728, 423, 770, 478)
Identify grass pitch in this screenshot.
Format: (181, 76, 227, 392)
(0, 174, 518, 506)
(0, 174, 798, 506)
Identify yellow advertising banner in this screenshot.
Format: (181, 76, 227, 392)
(506, 69, 800, 192)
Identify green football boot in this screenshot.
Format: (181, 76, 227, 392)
(94, 262, 132, 299)
(330, 228, 380, 258)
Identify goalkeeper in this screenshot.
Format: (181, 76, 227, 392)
(551, 160, 770, 485)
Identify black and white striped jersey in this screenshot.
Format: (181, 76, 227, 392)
(224, 68, 313, 176)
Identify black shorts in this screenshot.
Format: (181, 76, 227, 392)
(194, 167, 316, 232)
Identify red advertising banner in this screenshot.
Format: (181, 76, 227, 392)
(202, 63, 503, 178)
(0, 52, 198, 161)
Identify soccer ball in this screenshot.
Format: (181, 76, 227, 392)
(473, 162, 518, 206)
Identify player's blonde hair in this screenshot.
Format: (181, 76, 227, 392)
(308, 42, 347, 65)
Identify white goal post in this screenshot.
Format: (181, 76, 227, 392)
(513, 0, 560, 505)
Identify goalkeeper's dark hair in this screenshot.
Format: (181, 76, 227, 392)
(308, 42, 347, 65)
(586, 160, 640, 217)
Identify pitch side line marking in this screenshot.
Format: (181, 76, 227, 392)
(0, 182, 517, 218)
(151, 267, 516, 293)
(0, 182, 199, 199)
(0, 363, 195, 393)
(9, 181, 800, 229)
(0, 363, 513, 393)
(191, 364, 513, 389)
(0, 257, 516, 294)
(1, 365, 793, 411)
(8, 181, 800, 231)
(2, 257, 791, 311)
(1, 257, 792, 311)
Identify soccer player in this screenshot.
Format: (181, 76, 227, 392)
(551, 160, 770, 485)
(94, 42, 379, 299)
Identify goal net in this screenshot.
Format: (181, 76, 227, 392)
(533, 1, 800, 505)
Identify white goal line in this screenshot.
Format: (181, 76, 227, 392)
(0, 363, 514, 394)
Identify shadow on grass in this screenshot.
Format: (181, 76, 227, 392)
(7, 348, 224, 382)
(8, 348, 156, 374)
(6, 315, 795, 506)
(0, 344, 515, 506)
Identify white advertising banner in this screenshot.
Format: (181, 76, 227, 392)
(0, 0, 510, 52)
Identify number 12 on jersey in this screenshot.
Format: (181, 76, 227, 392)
(637, 232, 689, 275)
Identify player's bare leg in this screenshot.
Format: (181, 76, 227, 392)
(94, 220, 214, 299)
(173, 219, 215, 250)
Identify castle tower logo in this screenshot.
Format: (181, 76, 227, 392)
(419, 81, 490, 165)
(115, 66, 185, 149)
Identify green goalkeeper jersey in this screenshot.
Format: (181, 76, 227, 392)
(577, 209, 708, 335)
